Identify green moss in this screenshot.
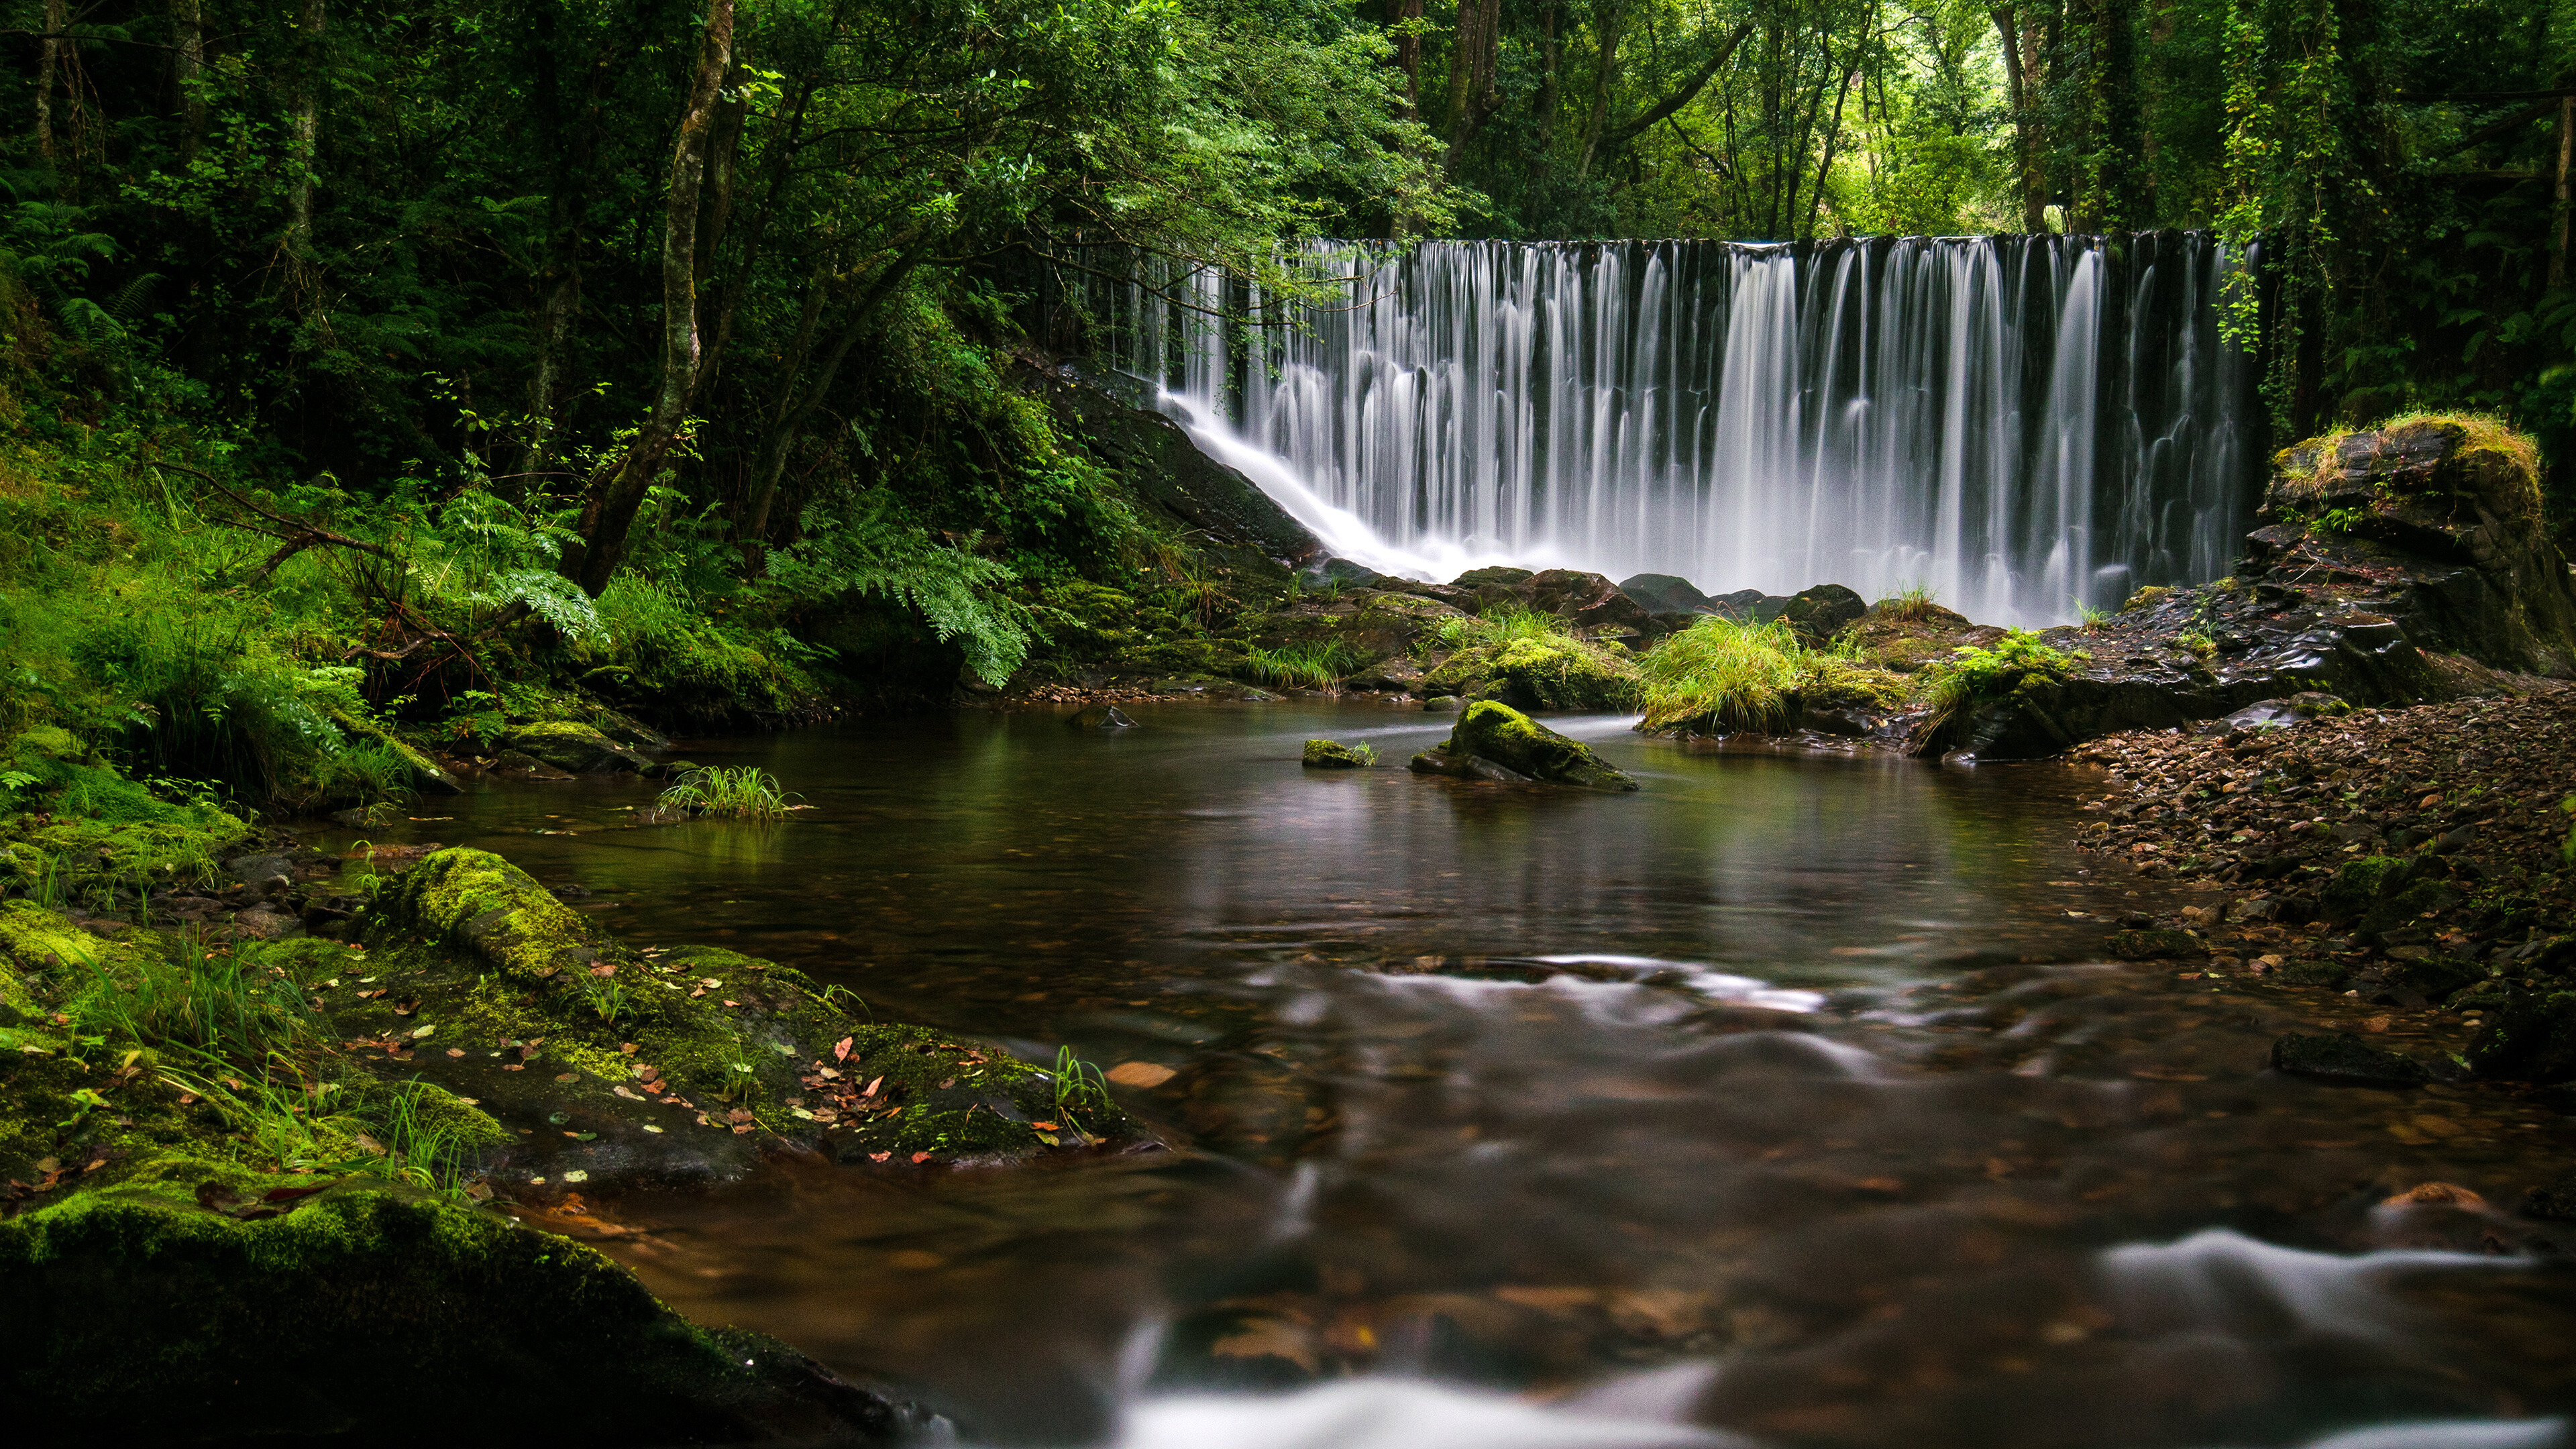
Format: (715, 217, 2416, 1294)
(2322, 855, 2408, 925)
(0, 1188, 908, 1442)
(2122, 585, 2175, 613)
(1302, 739, 1373, 768)
(1435, 702, 1638, 790)
(1426, 633, 1641, 710)
(364, 849, 1117, 1158)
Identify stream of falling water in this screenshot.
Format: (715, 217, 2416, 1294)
(1071, 235, 2255, 625)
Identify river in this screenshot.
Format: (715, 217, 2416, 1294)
(314, 701, 2576, 1449)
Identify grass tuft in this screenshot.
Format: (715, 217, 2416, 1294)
(654, 766, 794, 820)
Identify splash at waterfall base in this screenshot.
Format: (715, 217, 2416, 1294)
(1204, 416, 2575, 765)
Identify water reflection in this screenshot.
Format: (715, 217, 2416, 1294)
(311, 702, 2576, 1448)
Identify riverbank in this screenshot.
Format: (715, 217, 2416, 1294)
(2067, 688, 2576, 1099)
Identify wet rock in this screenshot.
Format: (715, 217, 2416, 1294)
(2521, 1175, 2576, 1220)
(1421, 696, 1462, 712)
(2369, 954, 2483, 1004)
(1415, 702, 1638, 790)
(2320, 855, 2408, 925)
(1407, 749, 1533, 784)
(1301, 740, 1372, 769)
(1527, 569, 1655, 635)
(1423, 633, 1641, 712)
(223, 853, 292, 888)
(1016, 362, 1322, 577)
(1778, 584, 1868, 644)
(0, 1191, 924, 1444)
(2269, 1031, 2430, 1085)
(2108, 928, 2208, 961)
(1067, 705, 1137, 729)
(2467, 987, 2576, 1083)
(2253, 417, 2576, 676)
(1301, 557, 1391, 592)
(1346, 655, 1429, 692)
(490, 749, 574, 780)
(230, 908, 300, 942)
(1452, 566, 1535, 588)
(502, 722, 651, 775)
(1617, 573, 1712, 614)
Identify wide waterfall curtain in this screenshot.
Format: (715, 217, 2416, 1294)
(1073, 235, 2257, 627)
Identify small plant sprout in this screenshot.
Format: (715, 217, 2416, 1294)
(1050, 1046, 1112, 1138)
(2072, 597, 2112, 631)
(580, 963, 629, 1024)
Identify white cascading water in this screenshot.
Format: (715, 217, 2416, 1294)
(1074, 235, 2253, 627)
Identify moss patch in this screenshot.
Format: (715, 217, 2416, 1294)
(1424, 635, 1641, 710)
(1432, 702, 1638, 790)
(0, 1187, 911, 1443)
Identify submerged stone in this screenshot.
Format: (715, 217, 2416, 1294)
(1421, 695, 1462, 712)
(1068, 705, 1137, 729)
(1418, 702, 1638, 790)
(2270, 1031, 2430, 1086)
(2107, 928, 2207, 961)
(1302, 739, 1372, 769)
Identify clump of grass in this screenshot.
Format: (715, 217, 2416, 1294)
(578, 965, 630, 1024)
(2072, 598, 2112, 632)
(306, 742, 420, 810)
(655, 765, 794, 820)
(1638, 616, 1806, 732)
(1244, 639, 1363, 690)
(1921, 628, 2089, 733)
(2174, 630, 2218, 657)
(68, 936, 319, 1066)
(1877, 581, 1941, 623)
(1430, 608, 1569, 651)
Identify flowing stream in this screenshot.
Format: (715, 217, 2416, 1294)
(319, 705, 2576, 1448)
(1071, 235, 2255, 625)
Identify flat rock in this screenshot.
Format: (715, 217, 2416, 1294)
(2270, 1031, 2430, 1085)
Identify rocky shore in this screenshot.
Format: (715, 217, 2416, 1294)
(2063, 689, 2576, 1099)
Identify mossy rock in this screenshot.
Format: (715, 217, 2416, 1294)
(2106, 928, 2207, 961)
(2468, 988, 2576, 1083)
(1420, 702, 1638, 790)
(2122, 585, 2175, 613)
(360, 849, 1122, 1168)
(2321, 855, 2407, 925)
(2270, 1031, 2430, 1085)
(499, 722, 650, 774)
(1301, 739, 1372, 769)
(1424, 635, 1641, 711)
(0, 1187, 917, 1445)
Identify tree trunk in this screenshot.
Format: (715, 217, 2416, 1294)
(284, 0, 326, 256)
(1577, 2, 1625, 178)
(572, 0, 736, 596)
(1389, 0, 1423, 119)
(35, 0, 62, 172)
(1446, 0, 1503, 159)
(740, 239, 934, 547)
(170, 0, 207, 160)
(2557, 93, 2574, 289)
(1992, 3, 2051, 232)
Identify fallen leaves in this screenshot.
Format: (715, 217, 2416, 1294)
(1106, 1061, 1176, 1088)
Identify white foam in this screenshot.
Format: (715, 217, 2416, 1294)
(2102, 1228, 2526, 1340)
(1104, 1377, 1749, 1449)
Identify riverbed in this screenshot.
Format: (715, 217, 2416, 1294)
(313, 702, 2576, 1449)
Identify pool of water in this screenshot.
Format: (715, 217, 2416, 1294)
(311, 702, 2576, 1449)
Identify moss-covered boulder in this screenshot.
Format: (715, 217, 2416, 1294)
(0, 1187, 916, 1445)
(500, 722, 651, 774)
(1301, 739, 1372, 769)
(360, 849, 1125, 1176)
(1424, 634, 1642, 710)
(2321, 855, 2409, 926)
(1410, 702, 1638, 790)
(2467, 987, 2576, 1083)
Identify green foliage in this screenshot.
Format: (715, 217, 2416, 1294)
(1922, 627, 2090, 730)
(654, 767, 794, 821)
(765, 493, 1036, 688)
(66, 937, 319, 1068)
(1639, 616, 1807, 733)
(1878, 582, 1943, 623)
(1050, 1046, 1112, 1138)
(1244, 640, 1364, 690)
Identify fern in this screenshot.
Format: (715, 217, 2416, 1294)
(767, 492, 1038, 686)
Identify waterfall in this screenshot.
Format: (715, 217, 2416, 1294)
(1074, 235, 2256, 627)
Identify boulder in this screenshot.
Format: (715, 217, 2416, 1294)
(1412, 702, 1638, 790)
(1527, 570, 1656, 635)
(1068, 705, 1137, 729)
(2249, 417, 2576, 676)
(1452, 567, 1535, 588)
(1705, 588, 1790, 623)
(1777, 584, 1868, 644)
(1301, 740, 1373, 769)
(1617, 573, 1712, 614)
(500, 723, 651, 775)
(2467, 987, 2576, 1083)
(2270, 1031, 2430, 1086)
(1421, 696, 1462, 712)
